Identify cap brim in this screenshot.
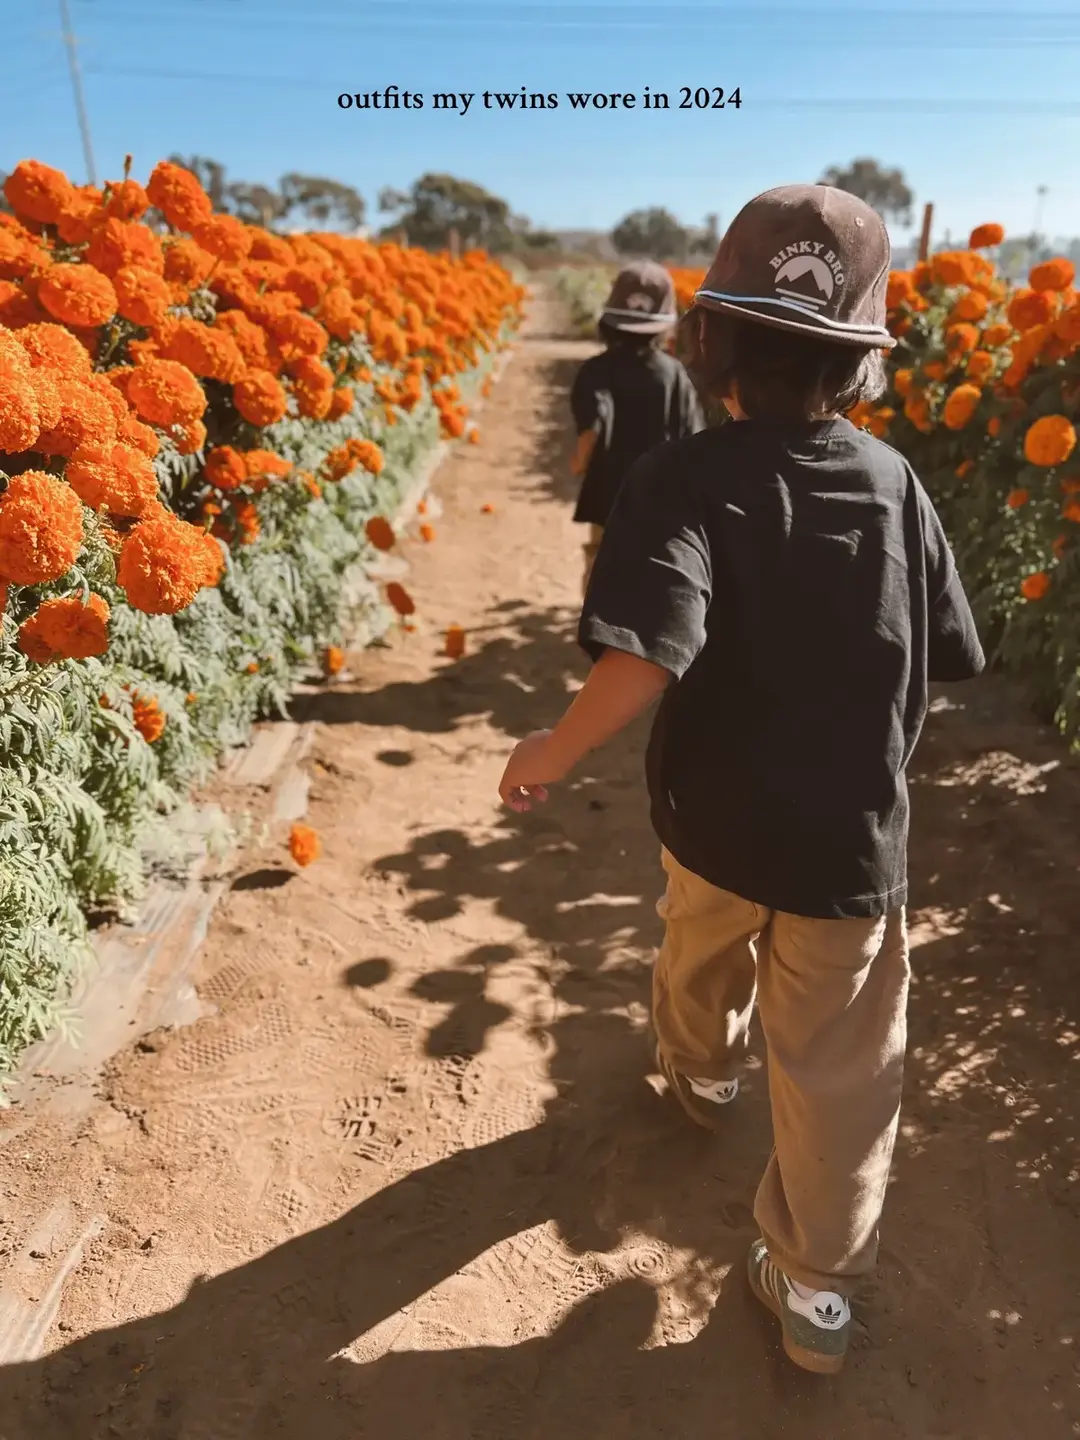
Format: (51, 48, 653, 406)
(600, 309, 676, 334)
(693, 292, 896, 349)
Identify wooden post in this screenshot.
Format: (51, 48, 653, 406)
(447, 226, 460, 259)
(917, 202, 933, 263)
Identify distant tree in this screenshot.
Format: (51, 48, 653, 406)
(379, 174, 515, 251)
(279, 173, 365, 230)
(168, 156, 364, 232)
(611, 207, 690, 261)
(817, 158, 914, 225)
(0, 176, 13, 215)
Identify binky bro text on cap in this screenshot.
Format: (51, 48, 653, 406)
(600, 260, 679, 334)
(693, 184, 897, 349)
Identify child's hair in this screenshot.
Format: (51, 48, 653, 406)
(597, 318, 665, 351)
(680, 307, 887, 420)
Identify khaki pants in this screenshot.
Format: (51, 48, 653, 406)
(654, 847, 910, 1294)
(582, 524, 603, 594)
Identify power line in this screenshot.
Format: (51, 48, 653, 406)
(59, 0, 97, 184)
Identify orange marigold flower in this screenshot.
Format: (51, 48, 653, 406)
(15, 320, 92, 377)
(18, 592, 110, 664)
(288, 822, 321, 867)
(38, 263, 117, 328)
(987, 414, 1001, 438)
(324, 645, 345, 676)
(117, 507, 219, 613)
(248, 228, 295, 266)
(0, 367, 40, 452)
(419, 522, 436, 543)
(66, 441, 158, 517)
(128, 358, 206, 428)
(233, 370, 288, 427)
(1029, 257, 1075, 293)
(287, 354, 334, 420)
(54, 185, 104, 245)
(1054, 304, 1080, 348)
(162, 316, 246, 383)
(1024, 414, 1076, 467)
(444, 624, 466, 660)
(942, 383, 981, 430)
(4, 160, 76, 224)
(205, 445, 248, 490)
(175, 418, 207, 456)
(1006, 488, 1029, 509)
(885, 271, 916, 309)
(319, 285, 357, 341)
(481, 502, 495, 514)
(0, 278, 45, 329)
(113, 265, 172, 329)
(327, 386, 354, 421)
(1063, 501, 1080, 524)
(103, 179, 149, 222)
(1008, 288, 1057, 332)
(903, 390, 933, 434)
(266, 310, 328, 361)
(86, 218, 164, 278)
(969, 223, 1004, 249)
(385, 581, 415, 617)
(955, 459, 974, 478)
(234, 499, 260, 544)
(146, 161, 213, 233)
(966, 349, 996, 383)
(931, 251, 977, 288)
(892, 368, 913, 398)
(243, 449, 291, 489)
(35, 377, 118, 457)
(921, 360, 949, 382)
(981, 321, 1013, 349)
(365, 515, 396, 551)
(950, 290, 990, 324)
(215, 310, 271, 368)
(192, 214, 252, 263)
(0, 469, 83, 585)
(1020, 571, 1050, 601)
(163, 236, 216, 290)
(132, 693, 166, 744)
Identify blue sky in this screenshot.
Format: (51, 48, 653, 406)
(5, 0, 1080, 250)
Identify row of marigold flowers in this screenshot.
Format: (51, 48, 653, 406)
(0, 156, 525, 718)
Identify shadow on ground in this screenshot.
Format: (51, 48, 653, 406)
(2, 315, 1077, 1439)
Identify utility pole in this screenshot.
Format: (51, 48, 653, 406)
(58, 0, 97, 186)
(917, 202, 934, 263)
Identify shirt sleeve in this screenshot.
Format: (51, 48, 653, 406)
(919, 484, 986, 682)
(578, 443, 710, 679)
(570, 363, 600, 433)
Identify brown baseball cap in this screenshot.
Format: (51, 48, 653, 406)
(600, 260, 678, 334)
(694, 184, 896, 348)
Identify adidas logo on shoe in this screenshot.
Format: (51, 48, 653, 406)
(785, 1285, 851, 1331)
(814, 1300, 846, 1328)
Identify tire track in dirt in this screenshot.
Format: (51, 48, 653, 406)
(0, 291, 1077, 1439)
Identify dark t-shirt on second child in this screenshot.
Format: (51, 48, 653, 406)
(571, 347, 705, 527)
(578, 418, 985, 920)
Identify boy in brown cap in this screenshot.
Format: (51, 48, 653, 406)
(569, 260, 703, 590)
(499, 185, 984, 1374)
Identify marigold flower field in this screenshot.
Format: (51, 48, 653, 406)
(555, 233, 1080, 749)
(0, 157, 523, 1076)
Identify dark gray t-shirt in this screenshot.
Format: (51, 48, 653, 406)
(570, 346, 704, 527)
(578, 418, 985, 919)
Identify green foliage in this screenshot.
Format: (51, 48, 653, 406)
(0, 343, 505, 1088)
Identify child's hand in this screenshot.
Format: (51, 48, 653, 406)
(498, 730, 565, 813)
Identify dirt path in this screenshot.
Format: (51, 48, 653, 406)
(1, 294, 1078, 1439)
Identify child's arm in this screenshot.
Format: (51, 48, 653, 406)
(499, 649, 670, 812)
(570, 428, 598, 478)
(498, 443, 709, 814)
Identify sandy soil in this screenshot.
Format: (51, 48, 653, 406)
(0, 294, 1078, 1439)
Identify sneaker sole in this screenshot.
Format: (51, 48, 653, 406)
(749, 1262, 847, 1376)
